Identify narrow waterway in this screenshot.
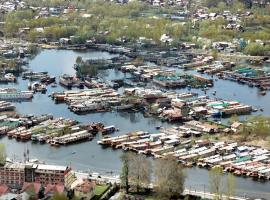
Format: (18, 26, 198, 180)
(1, 49, 270, 199)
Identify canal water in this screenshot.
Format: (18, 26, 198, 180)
(1, 49, 270, 199)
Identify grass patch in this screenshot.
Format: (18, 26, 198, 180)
(94, 185, 109, 196)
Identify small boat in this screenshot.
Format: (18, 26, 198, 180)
(4, 73, 16, 82)
(252, 108, 258, 112)
(50, 140, 60, 147)
(51, 83, 57, 88)
(29, 82, 47, 93)
(72, 151, 76, 154)
(260, 91, 266, 96)
(101, 125, 116, 135)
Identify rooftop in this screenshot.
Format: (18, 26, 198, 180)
(37, 164, 68, 171)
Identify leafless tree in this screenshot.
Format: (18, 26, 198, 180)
(155, 157, 186, 199)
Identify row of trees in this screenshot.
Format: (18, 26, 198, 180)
(120, 152, 238, 199)
(3, 1, 192, 45)
(3, 0, 270, 53)
(244, 43, 270, 56)
(204, 0, 252, 9)
(120, 152, 185, 199)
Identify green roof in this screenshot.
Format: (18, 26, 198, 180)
(0, 121, 19, 127)
(233, 156, 251, 163)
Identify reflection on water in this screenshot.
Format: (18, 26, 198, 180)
(0, 49, 270, 199)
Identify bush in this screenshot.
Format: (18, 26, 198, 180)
(244, 43, 270, 56)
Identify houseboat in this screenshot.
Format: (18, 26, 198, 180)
(0, 88, 34, 101)
(101, 125, 116, 135)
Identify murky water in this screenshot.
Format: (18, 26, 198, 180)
(0, 49, 270, 199)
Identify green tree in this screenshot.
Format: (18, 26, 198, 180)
(50, 193, 68, 200)
(244, 43, 270, 56)
(204, 0, 224, 7)
(27, 187, 37, 200)
(0, 144, 6, 166)
(217, 2, 227, 12)
(120, 152, 132, 194)
(229, 114, 239, 125)
(76, 56, 83, 65)
(155, 157, 186, 199)
(38, 185, 45, 199)
(211, 49, 219, 60)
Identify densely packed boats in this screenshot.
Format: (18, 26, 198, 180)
(98, 126, 270, 181)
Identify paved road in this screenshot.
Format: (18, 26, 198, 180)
(75, 171, 255, 200)
(183, 189, 247, 200)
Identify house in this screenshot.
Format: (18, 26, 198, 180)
(161, 108, 182, 121)
(34, 164, 71, 185)
(20, 182, 65, 199)
(49, 7, 61, 15)
(156, 97, 171, 107)
(59, 38, 72, 45)
(0, 184, 9, 196)
(21, 182, 41, 195)
(0, 192, 30, 200)
(231, 122, 242, 132)
(44, 184, 65, 197)
(74, 179, 96, 200)
(0, 163, 25, 188)
(160, 34, 173, 44)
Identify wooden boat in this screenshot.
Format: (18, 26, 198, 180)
(101, 125, 116, 135)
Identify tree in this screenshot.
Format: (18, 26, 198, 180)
(120, 152, 132, 194)
(244, 43, 270, 56)
(7, 59, 17, 69)
(229, 114, 239, 125)
(131, 57, 144, 66)
(238, 116, 270, 141)
(217, 2, 227, 12)
(249, 116, 270, 139)
(27, 187, 37, 200)
(231, 0, 245, 12)
(50, 193, 68, 200)
(155, 157, 186, 199)
(129, 154, 152, 193)
(204, 0, 225, 7)
(67, 189, 75, 200)
(76, 56, 83, 65)
(38, 185, 45, 199)
(209, 167, 224, 199)
(225, 174, 236, 199)
(0, 144, 6, 166)
(242, 0, 252, 8)
(211, 49, 218, 60)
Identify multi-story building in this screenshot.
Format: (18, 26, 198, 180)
(0, 162, 71, 188)
(0, 163, 25, 188)
(34, 164, 71, 185)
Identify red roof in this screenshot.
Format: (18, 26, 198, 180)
(21, 182, 41, 194)
(44, 184, 64, 195)
(0, 184, 9, 196)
